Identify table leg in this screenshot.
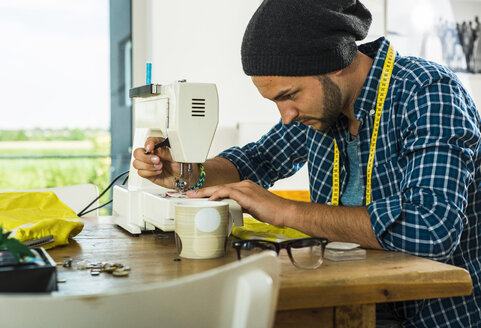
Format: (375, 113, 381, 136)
(335, 304, 375, 328)
(274, 307, 334, 328)
(274, 304, 375, 328)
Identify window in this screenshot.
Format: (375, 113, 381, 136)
(0, 0, 111, 213)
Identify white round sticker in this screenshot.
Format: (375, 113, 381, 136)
(194, 208, 221, 232)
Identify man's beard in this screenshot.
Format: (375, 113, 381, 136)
(295, 75, 342, 132)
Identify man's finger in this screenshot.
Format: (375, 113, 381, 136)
(209, 187, 249, 205)
(187, 185, 222, 198)
(144, 137, 166, 153)
(144, 139, 156, 153)
(133, 147, 153, 162)
(133, 159, 162, 171)
(154, 146, 173, 162)
(145, 142, 153, 153)
(133, 147, 161, 166)
(208, 188, 231, 201)
(137, 168, 163, 178)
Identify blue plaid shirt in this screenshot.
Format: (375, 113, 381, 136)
(219, 37, 481, 327)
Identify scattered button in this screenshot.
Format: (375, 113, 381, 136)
(112, 270, 129, 277)
(76, 260, 88, 270)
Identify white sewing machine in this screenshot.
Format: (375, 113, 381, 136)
(112, 81, 242, 235)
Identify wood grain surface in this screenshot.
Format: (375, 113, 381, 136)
(48, 216, 473, 313)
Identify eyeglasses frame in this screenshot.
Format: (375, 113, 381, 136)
(232, 237, 329, 269)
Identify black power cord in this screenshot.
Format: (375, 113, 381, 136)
(77, 200, 113, 217)
(77, 174, 130, 216)
(77, 171, 129, 217)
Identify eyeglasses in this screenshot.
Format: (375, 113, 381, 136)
(232, 237, 328, 270)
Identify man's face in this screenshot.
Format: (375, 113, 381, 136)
(252, 75, 342, 131)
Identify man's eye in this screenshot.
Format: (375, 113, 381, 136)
(275, 91, 297, 102)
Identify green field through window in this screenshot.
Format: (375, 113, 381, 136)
(0, 130, 112, 215)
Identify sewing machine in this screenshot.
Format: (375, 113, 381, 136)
(112, 81, 242, 235)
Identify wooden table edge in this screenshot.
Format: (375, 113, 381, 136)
(277, 280, 473, 310)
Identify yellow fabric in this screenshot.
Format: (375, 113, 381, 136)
(0, 191, 84, 249)
(269, 190, 310, 202)
(232, 217, 310, 242)
(232, 190, 311, 242)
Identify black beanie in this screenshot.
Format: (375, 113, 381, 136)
(241, 0, 372, 76)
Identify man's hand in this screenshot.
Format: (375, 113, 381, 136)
(132, 137, 185, 188)
(187, 179, 381, 249)
(186, 180, 293, 226)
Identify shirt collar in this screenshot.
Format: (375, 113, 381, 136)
(353, 37, 392, 122)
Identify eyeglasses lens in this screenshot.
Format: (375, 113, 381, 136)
(288, 240, 324, 269)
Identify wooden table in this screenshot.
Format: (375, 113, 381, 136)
(48, 217, 473, 328)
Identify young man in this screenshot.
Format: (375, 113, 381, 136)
(133, 0, 481, 326)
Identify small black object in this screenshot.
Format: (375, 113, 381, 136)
(129, 84, 162, 98)
(154, 138, 170, 149)
(145, 138, 171, 155)
(0, 248, 58, 293)
(173, 258, 182, 262)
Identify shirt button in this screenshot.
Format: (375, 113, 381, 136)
(370, 109, 375, 115)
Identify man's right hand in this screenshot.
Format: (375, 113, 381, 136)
(132, 137, 181, 188)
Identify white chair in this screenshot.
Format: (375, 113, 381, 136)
(0, 251, 280, 328)
(1, 183, 100, 216)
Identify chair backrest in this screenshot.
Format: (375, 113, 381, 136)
(1, 183, 99, 216)
(0, 251, 280, 328)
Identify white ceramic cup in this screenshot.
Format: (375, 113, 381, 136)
(174, 200, 230, 259)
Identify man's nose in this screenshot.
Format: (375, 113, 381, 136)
(277, 102, 298, 125)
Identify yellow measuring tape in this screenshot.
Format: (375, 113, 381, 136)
(331, 45, 395, 206)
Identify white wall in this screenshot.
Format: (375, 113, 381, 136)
(131, 0, 385, 190)
(133, 0, 273, 127)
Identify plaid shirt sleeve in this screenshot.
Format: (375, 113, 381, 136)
(368, 76, 481, 261)
(217, 120, 308, 189)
